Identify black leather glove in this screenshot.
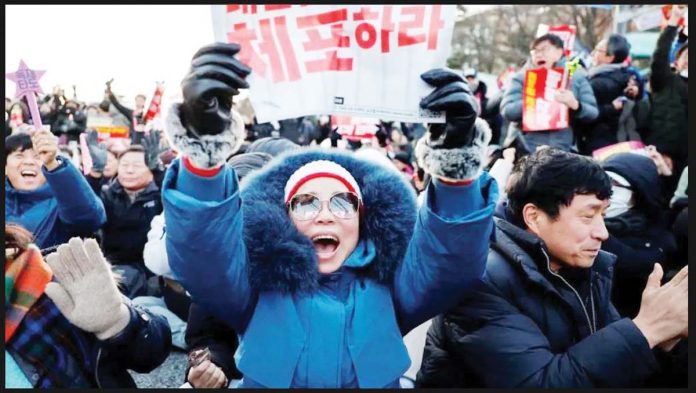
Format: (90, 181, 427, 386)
(142, 130, 165, 171)
(86, 130, 108, 173)
(165, 43, 251, 168)
(415, 68, 491, 181)
(179, 43, 250, 138)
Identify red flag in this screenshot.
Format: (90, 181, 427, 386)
(143, 83, 165, 124)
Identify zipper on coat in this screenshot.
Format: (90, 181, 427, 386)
(541, 248, 596, 334)
(94, 347, 103, 388)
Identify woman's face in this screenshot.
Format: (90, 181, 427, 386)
(290, 177, 360, 274)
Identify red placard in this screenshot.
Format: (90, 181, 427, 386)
(537, 24, 577, 57)
(522, 68, 569, 132)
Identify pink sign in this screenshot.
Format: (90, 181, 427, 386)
(6, 60, 46, 132)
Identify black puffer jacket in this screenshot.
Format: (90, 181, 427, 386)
(184, 303, 242, 384)
(417, 218, 659, 388)
(644, 26, 688, 169)
(601, 153, 677, 317)
(577, 64, 633, 154)
(99, 179, 163, 266)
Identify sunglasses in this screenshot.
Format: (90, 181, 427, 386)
(287, 192, 361, 221)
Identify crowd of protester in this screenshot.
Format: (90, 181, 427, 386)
(5, 5, 688, 389)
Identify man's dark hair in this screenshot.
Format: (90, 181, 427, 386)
(5, 133, 33, 157)
(530, 33, 564, 51)
(116, 144, 147, 160)
(506, 148, 611, 227)
(606, 34, 631, 63)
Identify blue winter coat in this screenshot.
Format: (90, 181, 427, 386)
(501, 58, 599, 152)
(5, 156, 107, 249)
(163, 148, 497, 388)
(418, 218, 659, 387)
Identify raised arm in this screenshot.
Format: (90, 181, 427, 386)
(33, 129, 106, 232)
(162, 42, 254, 332)
(396, 69, 497, 332)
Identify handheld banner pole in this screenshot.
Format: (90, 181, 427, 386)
(6, 60, 47, 133)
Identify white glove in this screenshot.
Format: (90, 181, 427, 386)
(45, 237, 130, 340)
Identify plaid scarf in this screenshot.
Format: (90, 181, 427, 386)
(6, 247, 95, 387)
(5, 246, 52, 343)
(7, 295, 95, 388)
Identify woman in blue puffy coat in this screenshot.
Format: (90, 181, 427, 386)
(162, 43, 497, 388)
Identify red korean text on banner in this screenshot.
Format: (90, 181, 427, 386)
(297, 8, 353, 73)
(522, 68, 569, 132)
(227, 5, 302, 83)
(143, 83, 165, 124)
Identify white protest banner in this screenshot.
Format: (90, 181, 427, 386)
(211, 4, 456, 123)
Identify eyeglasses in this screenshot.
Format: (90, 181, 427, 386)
(530, 45, 554, 55)
(592, 48, 608, 54)
(287, 192, 361, 221)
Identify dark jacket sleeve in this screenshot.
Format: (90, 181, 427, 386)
(650, 26, 678, 93)
(602, 234, 672, 279)
(185, 302, 242, 381)
(101, 301, 172, 373)
(416, 315, 470, 387)
(570, 70, 599, 123)
(500, 72, 524, 122)
(43, 156, 107, 232)
(441, 279, 659, 387)
(108, 92, 134, 123)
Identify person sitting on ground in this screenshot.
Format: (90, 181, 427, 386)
(600, 152, 677, 318)
(5, 224, 171, 388)
(5, 131, 106, 251)
(98, 144, 163, 298)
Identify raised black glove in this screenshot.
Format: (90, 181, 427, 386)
(165, 43, 251, 168)
(142, 130, 165, 171)
(86, 130, 108, 173)
(415, 68, 491, 181)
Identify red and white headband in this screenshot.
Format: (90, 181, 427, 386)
(284, 160, 362, 203)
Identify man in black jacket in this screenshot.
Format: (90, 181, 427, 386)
(100, 145, 163, 298)
(577, 34, 633, 155)
(417, 148, 688, 388)
(643, 5, 688, 182)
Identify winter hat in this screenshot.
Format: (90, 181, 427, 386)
(246, 136, 299, 157)
(284, 160, 362, 203)
(227, 152, 273, 180)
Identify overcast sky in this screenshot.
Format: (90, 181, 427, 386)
(6, 4, 496, 105)
(6, 5, 213, 104)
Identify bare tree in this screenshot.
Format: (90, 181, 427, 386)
(448, 5, 613, 75)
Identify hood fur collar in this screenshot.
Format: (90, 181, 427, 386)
(239, 148, 417, 293)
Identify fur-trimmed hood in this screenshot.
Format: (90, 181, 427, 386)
(239, 148, 417, 293)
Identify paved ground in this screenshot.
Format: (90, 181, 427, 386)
(129, 350, 189, 388)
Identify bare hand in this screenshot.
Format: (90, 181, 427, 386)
(187, 360, 227, 388)
(502, 147, 516, 163)
(645, 146, 673, 176)
(612, 98, 624, 111)
(553, 89, 579, 110)
(633, 264, 688, 348)
(31, 129, 59, 170)
(624, 85, 639, 98)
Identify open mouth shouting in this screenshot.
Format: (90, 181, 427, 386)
(311, 232, 340, 262)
